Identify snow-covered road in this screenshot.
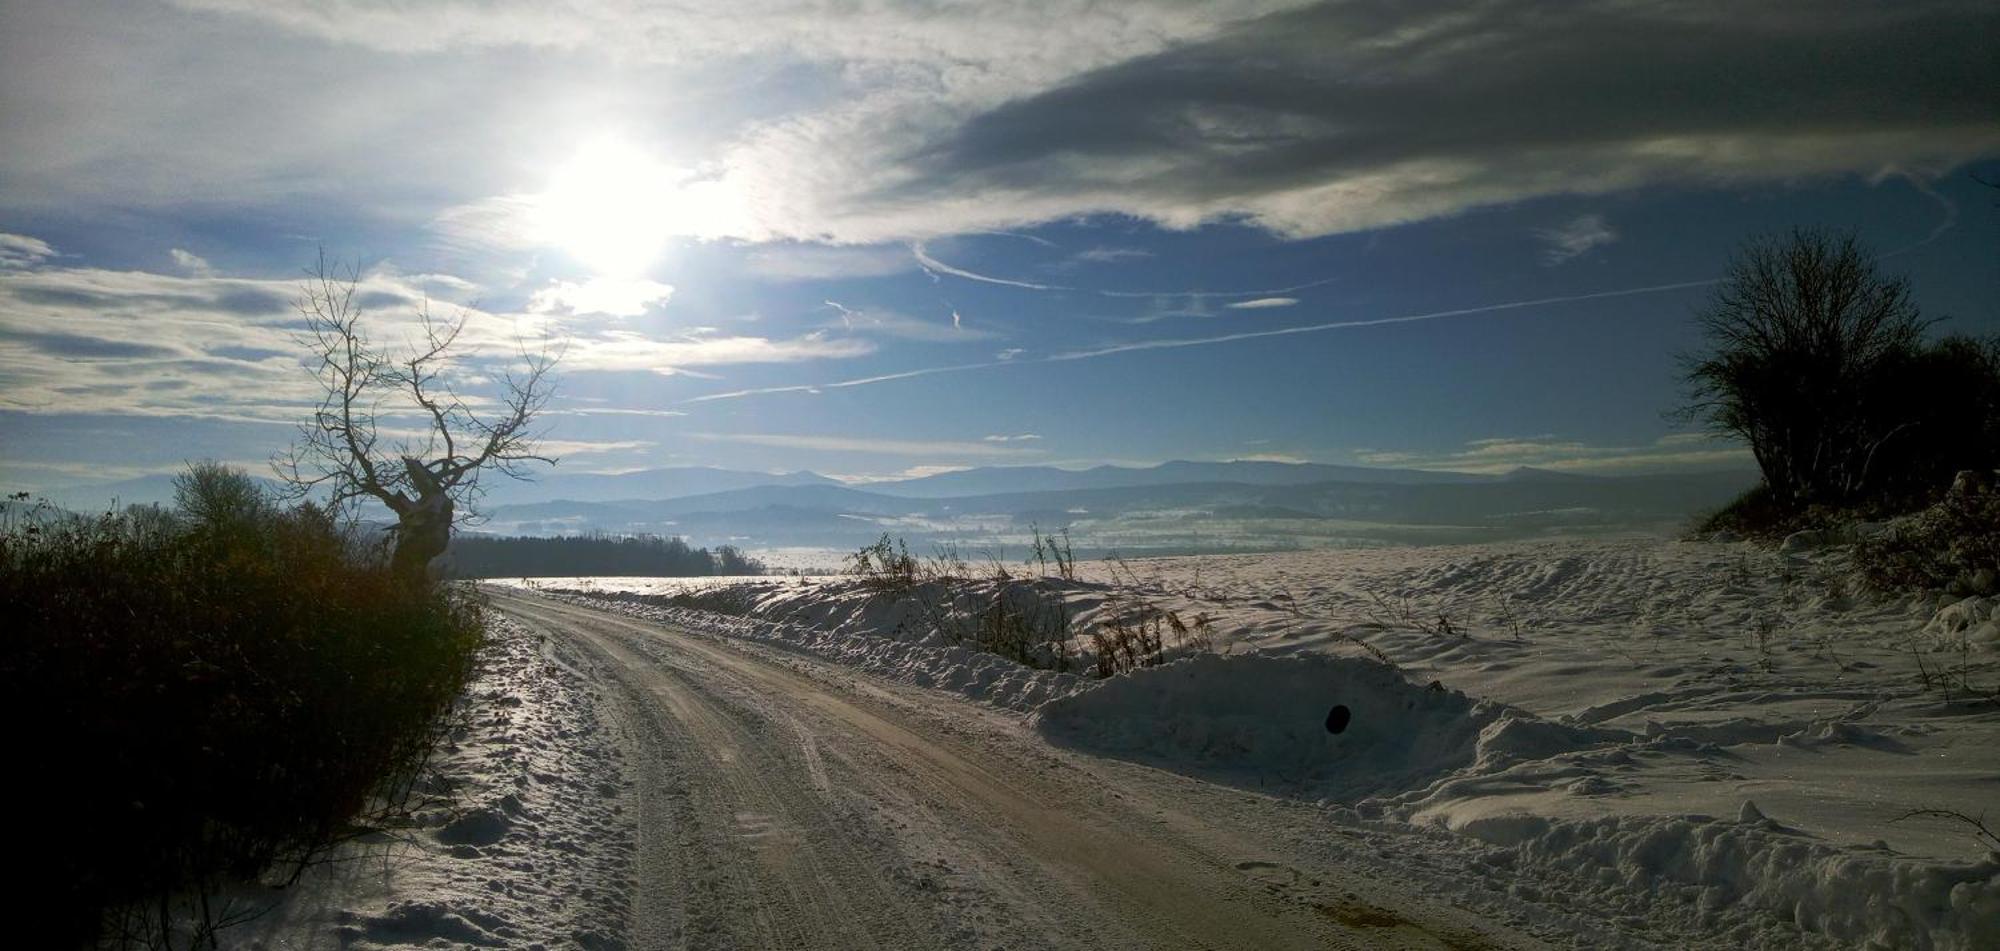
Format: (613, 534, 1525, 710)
(489, 589, 1539, 950)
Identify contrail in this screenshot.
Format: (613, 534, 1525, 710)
(911, 242, 1342, 300)
(1095, 276, 1342, 300)
(686, 278, 1717, 404)
(1883, 172, 1959, 258)
(912, 242, 1070, 291)
(1048, 279, 1719, 362)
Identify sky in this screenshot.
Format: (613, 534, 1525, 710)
(2, 0, 1997, 490)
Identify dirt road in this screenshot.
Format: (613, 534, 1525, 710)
(489, 590, 1545, 950)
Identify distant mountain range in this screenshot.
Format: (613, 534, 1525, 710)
(855, 460, 1492, 498)
(27, 460, 1755, 556)
(471, 464, 1755, 554)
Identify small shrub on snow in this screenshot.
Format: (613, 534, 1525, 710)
(847, 533, 922, 592)
(1855, 476, 2000, 594)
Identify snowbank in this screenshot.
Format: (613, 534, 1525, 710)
(1453, 810, 2000, 951)
(531, 584, 1087, 713)
(1035, 652, 1619, 800)
(1038, 650, 2000, 951)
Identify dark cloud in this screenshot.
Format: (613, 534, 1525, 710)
(11, 286, 115, 309)
(211, 287, 290, 316)
(9, 284, 288, 317)
(0, 327, 179, 359)
(206, 344, 292, 362)
(900, 1, 2000, 235)
(353, 290, 412, 311)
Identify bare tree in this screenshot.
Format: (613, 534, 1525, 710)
(1680, 228, 1927, 508)
(277, 255, 559, 580)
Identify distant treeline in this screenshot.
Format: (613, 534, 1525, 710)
(445, 533, 765, 577)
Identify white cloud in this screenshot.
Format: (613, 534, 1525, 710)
(982, 433, 1042, 442)
(689, 432, 1041, 457)
(833, 464, 976, 484)
(0, 233, 55, 269)
(532, 438, 654, 457)
(561, 330, 874, 375)
(527, 277, 675, 317)
(0, 257, 870, 420)
(1537, 214, 1618, 265)
(1354, 434, 1752, 475)
(742, 244, 915, 281)
(1071, 246, 1153, 264)
(1225, 297, 1297, 309)
(547, 407, 688, 419)
(169, 248, 213, 275)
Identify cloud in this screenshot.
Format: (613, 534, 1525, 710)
(1071, 246, 1153, 264)
(1226, 297, 1297, 309)
(821, 305, 998, 342)
(889, 2, 2000, 241)
(0, 233, 56, 269)
(982, 433, 1042, 442)
(532, 437, 654, 458)
(560, 330, 874, 375)
(689, 432, 1041, 457)
(169, 248, 213, 275)
(834, 464, 977, 484)
(0, 327, 183, 360)
(527, 277, 675, 317)
(0, 255, 873, 423)
(547, 407, 688, 419)
(742, 244, 916, 281)
(1354, 434, 1752, 475)
(7, 3, 1996, 248)
(1537, 214, 1617, 265)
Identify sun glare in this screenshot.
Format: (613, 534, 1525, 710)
(536, 138, 678, 276)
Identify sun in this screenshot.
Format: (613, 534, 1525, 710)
(536, 138, 678, 277)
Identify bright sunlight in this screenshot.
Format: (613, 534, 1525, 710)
(536, 138, 678, 276)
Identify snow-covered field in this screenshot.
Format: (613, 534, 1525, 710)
(508, 535, 2000, 949)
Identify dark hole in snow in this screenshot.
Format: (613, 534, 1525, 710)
(1325, 704, 1351, 734)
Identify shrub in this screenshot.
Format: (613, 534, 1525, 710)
(1680, 229, 2000, 529)
(1, 466, 485, 945)
(847, 533, 922, 592)
(1855, 479, 2000, 593)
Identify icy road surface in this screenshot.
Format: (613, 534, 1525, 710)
(487, 590, 1535, 951)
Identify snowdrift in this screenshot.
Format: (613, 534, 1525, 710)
(1034, 653, 1620, 800)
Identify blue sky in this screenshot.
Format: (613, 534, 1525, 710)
(2, 1, 1996, 489)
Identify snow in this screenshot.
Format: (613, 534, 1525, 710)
(508, 534, 2000, 948)
(517, 577, 1093, 713)
(222, 615, 634, 949)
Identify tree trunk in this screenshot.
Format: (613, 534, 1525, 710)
(390, 458, 454, 583)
